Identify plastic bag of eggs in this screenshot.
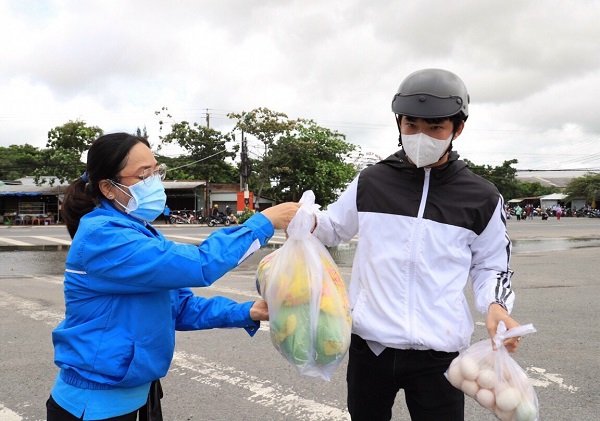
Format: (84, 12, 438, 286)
(445, 339, 539, 421)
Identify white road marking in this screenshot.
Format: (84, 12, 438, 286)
(30, 236, 71, 245)
(0, 290, 64, 327)
(164, 234, 208, 243)
(205, 284, 260, 299)
(2, 276, 579, 418)
(172, 351, 350, 421)
(0, 405, 23, 421)
(467, 323, 580, 393)
(165, 233, 288, 245)
(0, 237, 31, 246)
(527, 367, 580, 393)
(32, 275, 64, 285)
(198, 285, 270, 332)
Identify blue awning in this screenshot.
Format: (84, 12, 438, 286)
(0, 192, 45, 196)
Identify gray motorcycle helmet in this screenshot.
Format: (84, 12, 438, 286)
(391, 69, 469, 120)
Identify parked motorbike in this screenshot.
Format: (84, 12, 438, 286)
(207, 212, 231, 227)
(169, 210, 198, 224)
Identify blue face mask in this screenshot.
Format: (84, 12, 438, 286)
(111, 175, 167, 222)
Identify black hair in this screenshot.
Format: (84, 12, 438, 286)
(396, 113, 466, 148)
(403, 113, 465, 132)
(61, 133, 151, 238)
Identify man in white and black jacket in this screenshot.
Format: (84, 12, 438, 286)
(312, 68, 523, 421)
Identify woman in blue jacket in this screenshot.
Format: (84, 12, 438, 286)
(47, 133, 299, 421)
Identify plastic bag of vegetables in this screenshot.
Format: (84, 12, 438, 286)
(256, 190, 351, 381)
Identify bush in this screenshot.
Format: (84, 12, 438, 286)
(237, 208, 256, 224)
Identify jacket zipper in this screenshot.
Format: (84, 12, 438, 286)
(408, 168, 431, 345)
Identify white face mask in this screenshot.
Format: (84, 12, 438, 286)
(402, 132, 453, 168)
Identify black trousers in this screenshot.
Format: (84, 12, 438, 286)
(46, 380, 163, 421)
(347, 334, 464, 421)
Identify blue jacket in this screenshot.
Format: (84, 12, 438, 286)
(53, 200, 273, 389)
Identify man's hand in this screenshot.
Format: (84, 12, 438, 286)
(486, 303, 521, 353)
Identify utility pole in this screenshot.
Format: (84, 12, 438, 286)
(205, 109, 210, 128)
(240, 131, 250, 207)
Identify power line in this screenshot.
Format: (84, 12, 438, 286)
(166, 149, 228, 172)
(515, 168, 600, 172)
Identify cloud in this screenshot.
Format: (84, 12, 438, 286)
(1, 0, 600, 172)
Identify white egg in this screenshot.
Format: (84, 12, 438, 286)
(447, 362, 464, 388)
(483, 353, 496, 368)
(515, 400, 537, 421)
(461, 379, 479, 397)
(477, 368, 496, 389)
(493, 407, 516, 421)
(496, 386, 521, 412)
(475, 388, 495, 409)
(460, 356, 479, 380)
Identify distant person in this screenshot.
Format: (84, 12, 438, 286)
(556, 205, 562, 220)
(212, 203, 219, 217)
(515, 205, 523, 221)
(163, 204, 171, 224)
(528, 204, 534, 220)
(48, 132, 300, 420)
(310, 69, 523, 421)
(503, 203, 511, 219)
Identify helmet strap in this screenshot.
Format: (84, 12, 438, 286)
(395, 115, 403, 147)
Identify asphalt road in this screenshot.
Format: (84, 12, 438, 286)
(0, 217, 599, 420)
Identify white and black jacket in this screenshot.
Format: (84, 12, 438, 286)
(313, 150, 514, 353)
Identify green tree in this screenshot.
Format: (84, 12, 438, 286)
(228, 108, 297, 208)
(267, 119, 357, 205)
(514, 181, 558, 198)
(34, 120, 103, 185)
(0, 144, 44, 180)
(157, 118, 238, 183)
(46, 120, 103, 155)
(564, 173, 600, 206)
(465, 159, 521, 199)
(135, 126, 149, 139)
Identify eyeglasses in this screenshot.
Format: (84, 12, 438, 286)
(119, 163, 167, 186)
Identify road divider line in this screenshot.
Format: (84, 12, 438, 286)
(196, 285, 269, 331)
(0, 290, 64, 326)
(165, 234, 208, 244)
(31, 236, 71, 245)
(33, 275, 64, 285)
(0, 237, 32, 246)
(0, 404, 23, 421)
(172, 351, 350, 421)
(203, 284, 260, 299)
(165, 234, 288, 245)
(528, 367, 580, 392)
(1, 280, 579, 417)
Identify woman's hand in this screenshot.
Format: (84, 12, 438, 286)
(249, 299, 269, 321)
(486, 303, 521, 353)
(261, 202, 301, 230)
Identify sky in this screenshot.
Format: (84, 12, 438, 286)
(2, 0, 600, 172)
